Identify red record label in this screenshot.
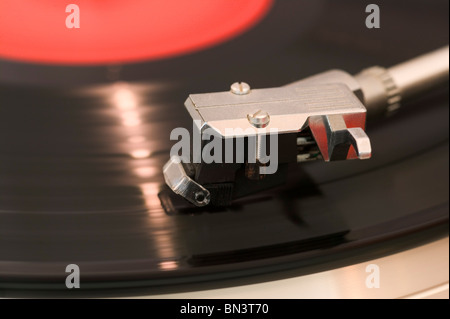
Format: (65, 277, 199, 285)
(0, 0, 272, 64)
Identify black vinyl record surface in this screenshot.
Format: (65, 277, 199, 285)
(0, 0, 448, 296)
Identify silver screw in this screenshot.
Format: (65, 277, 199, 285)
(247, 110, 270, 128)
(230, 82, 251, 95)
(248, 110, 270, 168)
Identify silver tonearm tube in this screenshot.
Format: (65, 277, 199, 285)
(356, 46, 449, 116)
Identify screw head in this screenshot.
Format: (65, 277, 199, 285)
(247, 110, 270, 128)
(194, 191, 209, 206)
(230, 82, 251, 95)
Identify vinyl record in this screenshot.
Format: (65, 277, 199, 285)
(0, 0, 448, 296)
